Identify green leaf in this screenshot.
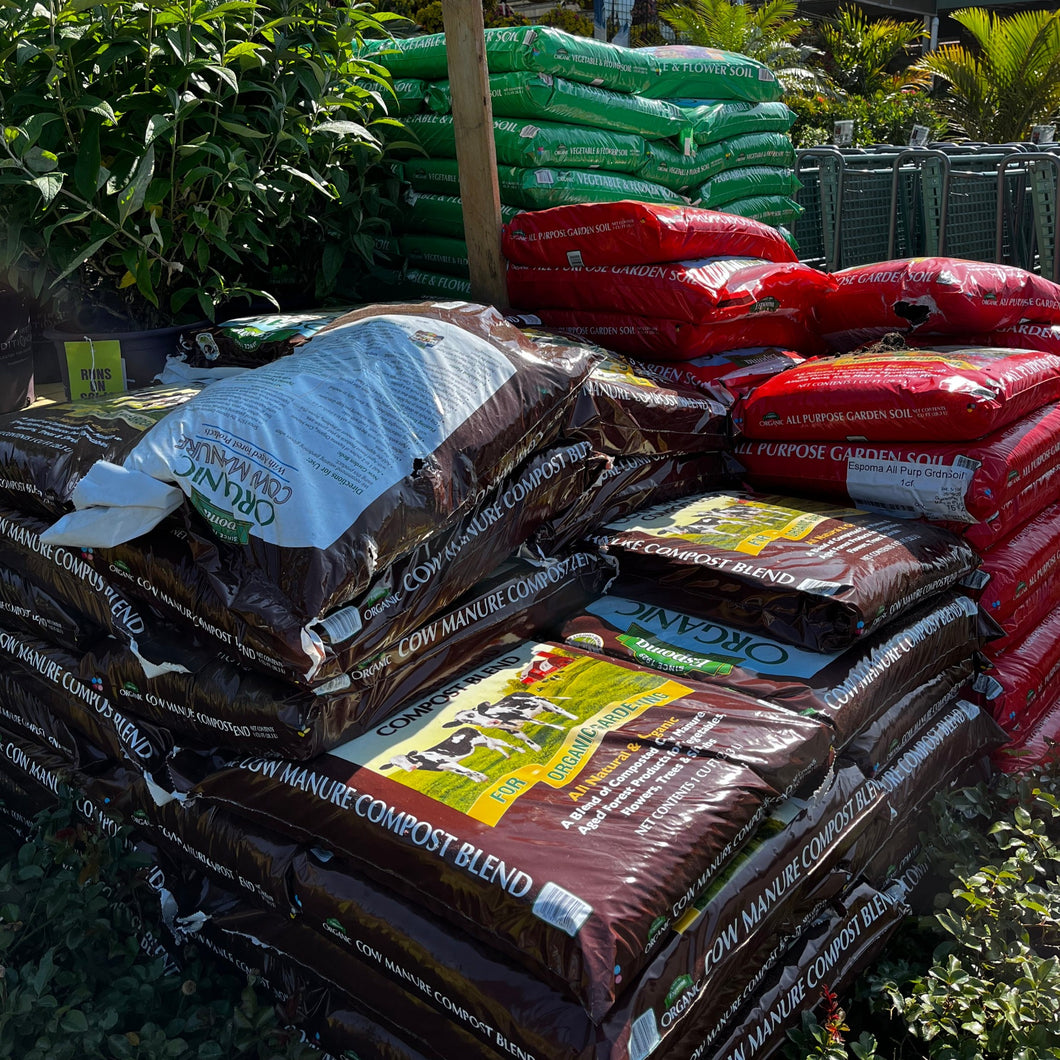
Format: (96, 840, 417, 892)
(17, 113, 60, 149)
(216, 119, 270, 140)
(59, 1009, 89, 1033)
(74, 114, 101, 198)
(51, 235, 114, 284)
(117, 144, 155, 223)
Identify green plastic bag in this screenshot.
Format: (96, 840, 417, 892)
(389, 78, 427, 116)
(427, 72, 690, 142)
(719, 194, 804, 228)
(403, 114, 647, 173)
(402, 268, 473, 300)
(693, 166, 801, 208)
(672, 100, 796, 145)
(399, 190, 520, 239)
(399, 235, 470, 278)
(639, 130, 795, 191)
(637, 45, 784, 103)
(361, 25, 659, 94)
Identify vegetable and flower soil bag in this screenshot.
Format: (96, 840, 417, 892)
(637, 131, 795, 193)
(506, 309, 820, 362)
(596, 491, 979, 653)
(398, 191, 521, 240)
(361, 26, 661, 95)
(427, 72, 690, 142)
(716, 193, 803, 229)
(502, 201, 797, 269)
(506, 258, 833, 330)
(691, 165, 801, 210)
(188, 639, 834, 1021)
(36, 305, 597, 680)
(815, 258, 1060, 350)
(79, 551, 616, 760)
(402, 113, 649, 174)
(733, 402, 1060, 525)
(733, 347, 1060, 443)
(670, 100, 796, 146)
(638, 44, 784, 102)
(557, 592, 986, 752)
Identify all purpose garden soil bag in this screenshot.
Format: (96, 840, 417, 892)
(189, 639, 835, 1021)
(37, 305, 597, 676)
(506, 258, 833, 329)
(815, 258, 1060, 350)
(507, 309, 820, 362)
(557, 592, 985, 752)
(733, 347, 1060, 442)
(502, 201, 798, 269)
(595, 491, 979, 653)
(733, 402, 1060, 524)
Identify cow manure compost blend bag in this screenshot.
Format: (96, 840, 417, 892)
(402, 113, 649, 174)
(595, 491, 980, 653)
(36, 304, 598, 681)
(0, 384, 203, 518)
(80, 551, 616, 759)
(361, 26, 661, 95)
(815, 258, 1060, 350)
(558, 592, 986, 752)
(733, 347, 1060, 443)
(426, 72, 690, 142)
(189, 639, 835, 1020)
(502, 201, 797, 269)
(637, 45, 784, 102)
(0, 561, 103, 650)
(734, 402, 1060, 525)
(506, 258, 833, 332)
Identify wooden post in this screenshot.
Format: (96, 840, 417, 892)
(441, 0, 508, 310)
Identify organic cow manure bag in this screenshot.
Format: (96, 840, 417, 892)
(671, 99, 796, 146)
(361, 26, 660, 95)
(733, 403, 1060, 525)
(0, 384, 203, 517)
(558, 592, 986, 751)
(596, 491, 980, 653)
(502, 200, 797, 269)
(734, 347, 1060, 443)
(637, 131, 795, 192)
(402, 113, 649, 173)
(427, 72, 690, 142)
(190, 639, 834, 1020)
(81, 551, 616, 759)
(637, 44, 784, 103)
(398, 190, 521, 239)
(692, 165, 801, 210)
(37, 304, 598, 672)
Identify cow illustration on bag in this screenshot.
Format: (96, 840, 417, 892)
(442, 692, 578, 751)
(378, 726, 515, 782)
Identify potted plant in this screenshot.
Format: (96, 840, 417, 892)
(0, 0, 409, 392)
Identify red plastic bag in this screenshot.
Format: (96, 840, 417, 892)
(502, 201, 797, 268)
(992, 686, 1060, 773)
(815, 258, 1060, 350)
(733, 347, 1060, 443)
(733, 403, 1060, 525)
(508, 310, 819, 362)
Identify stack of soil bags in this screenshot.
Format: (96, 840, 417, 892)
(731, 258, 1060, 774)
(361, 26, 799, 294)
(504, 200, 833, 361)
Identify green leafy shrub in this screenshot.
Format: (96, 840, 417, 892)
(0, 803, 315, 1060)
(787, 90, 948, 148)
(0, 0, 408, 328)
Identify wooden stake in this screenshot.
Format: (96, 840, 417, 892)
(441, 0, 509, 310)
